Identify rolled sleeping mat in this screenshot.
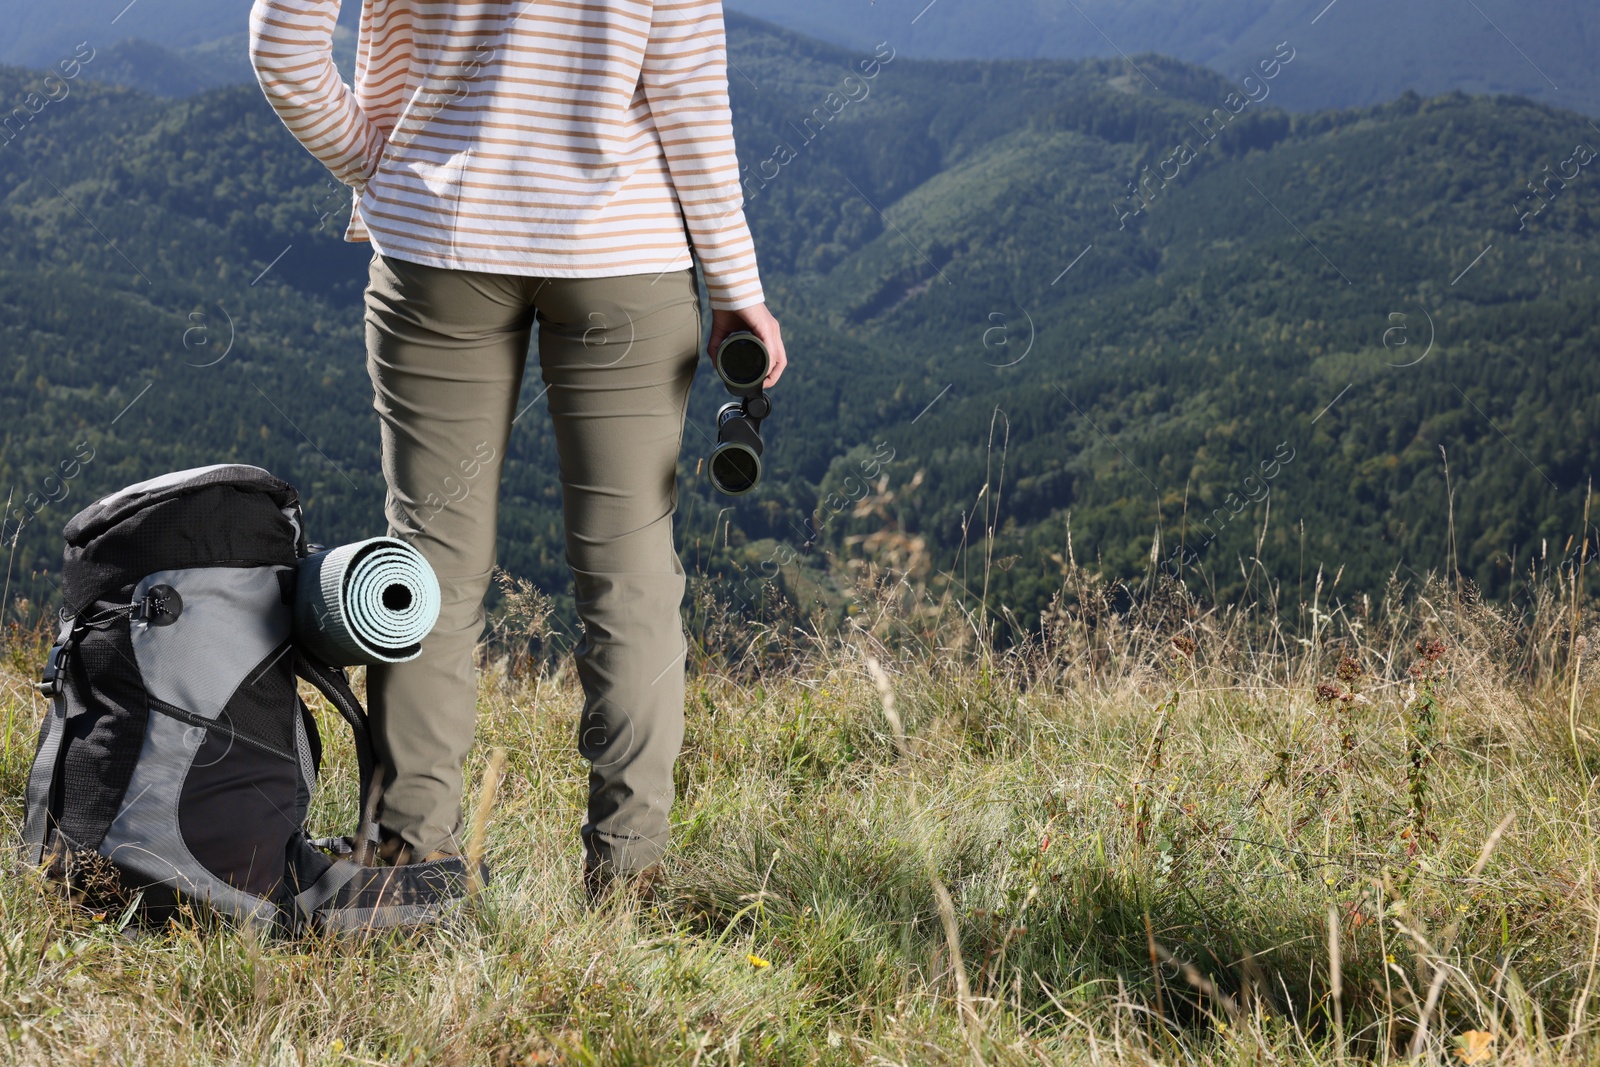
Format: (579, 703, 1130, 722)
(294, 537, 442, 665)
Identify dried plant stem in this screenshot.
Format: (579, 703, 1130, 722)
(1153, 942, 1241, 1026)
(2, 487, 18, 630)
(1329, 903, 1346, 1066)
(1144, 911, 1165, 1027)
(1569, 481, 1590, 671)
(864, 652, 985, 1062)
(466, 746, 507, 895)
(353, 774, 383, 867)
(1408, 812, 1515, 1059)
(1571, 644, 1586, 776)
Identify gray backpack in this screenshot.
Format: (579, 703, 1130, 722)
(22, 464, 484, 933)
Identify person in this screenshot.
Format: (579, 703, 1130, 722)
(247, 0, 785, 897)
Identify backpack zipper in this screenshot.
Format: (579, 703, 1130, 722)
(148, 697, 296, 763)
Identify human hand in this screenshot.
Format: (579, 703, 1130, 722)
(708, 303, 787, 388)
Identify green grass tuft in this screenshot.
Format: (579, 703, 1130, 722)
(2, 565, 1599, 1065)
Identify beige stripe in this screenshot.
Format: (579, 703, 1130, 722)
(366, 199, 755, 243)
(359, 201, 748, 246)
(363, 228, 761, 296)
(359, 214, 755, 261)
(251, 0, 764, 309)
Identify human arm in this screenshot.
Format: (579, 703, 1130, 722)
(247, 0, 386, 192)
(638, 0, 764, 315)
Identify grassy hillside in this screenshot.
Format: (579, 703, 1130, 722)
(0, 563, 1597, 1063)
(1, 20, 1598, 638)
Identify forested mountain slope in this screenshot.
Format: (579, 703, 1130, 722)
(1, 18, 1595, 630)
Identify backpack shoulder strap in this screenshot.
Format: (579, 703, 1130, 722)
(292, 648, 378, 857)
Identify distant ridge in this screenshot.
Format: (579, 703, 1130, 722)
(2, 1, 1595, 116)
(723, 0, 1600, 117)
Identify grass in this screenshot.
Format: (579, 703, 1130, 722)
(0, 557, 1598, 1066)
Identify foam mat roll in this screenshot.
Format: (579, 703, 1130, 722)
(294, 537, 442, 666)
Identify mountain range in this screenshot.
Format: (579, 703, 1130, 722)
(731, 0, 1600, 116)
(4, 0, 1597, 118)
(1, 13, 1597, 636)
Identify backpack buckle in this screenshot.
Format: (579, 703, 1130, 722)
(35, 615, 82, 697)
(34, 645, 68, 696)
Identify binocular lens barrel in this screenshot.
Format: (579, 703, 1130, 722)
(708, 331, 772, 496)
(709, 402, 763, 495)
(709, 442, 761, 495)
(714, 332, 770, 396)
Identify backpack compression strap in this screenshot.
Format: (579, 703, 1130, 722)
(21, 614, 83, 867)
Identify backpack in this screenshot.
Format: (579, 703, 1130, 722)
(20, 464, 485, 933)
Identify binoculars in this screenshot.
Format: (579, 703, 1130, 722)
(709, 331, 773, 495)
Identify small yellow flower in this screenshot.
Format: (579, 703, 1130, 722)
(747, 953, 771, 968)
(330, 1039, 345, 1054)
(1386, 954, 1397, 964)
(1455, 1030, 1494, 1064)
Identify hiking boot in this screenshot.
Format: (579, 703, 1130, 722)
(583, 860, 663, 907)
(375, 828, 460, 867)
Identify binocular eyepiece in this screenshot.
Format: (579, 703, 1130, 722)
(709, 331, 772, 496)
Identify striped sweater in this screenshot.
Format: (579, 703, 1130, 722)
(247, 0, 764, 311)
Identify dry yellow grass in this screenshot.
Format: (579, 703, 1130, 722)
(0, 562, 1596, 1065)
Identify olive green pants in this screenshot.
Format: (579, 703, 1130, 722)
(361, 251, 700, 874)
